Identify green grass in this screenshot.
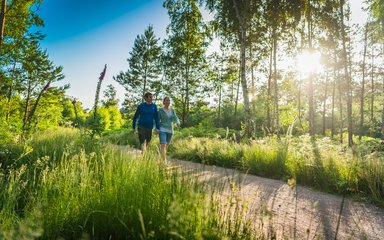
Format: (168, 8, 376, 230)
(105, 128, 384, 206)
(165, 133, 384, 206)
(0, 128, 259, 239)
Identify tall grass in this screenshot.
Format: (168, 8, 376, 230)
(102, 128, 140, 148)
(168, 134, 384, 206)
(0, 128, 258, 239)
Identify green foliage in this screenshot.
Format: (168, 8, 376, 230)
(106, 106, 124, 130)
(114, 25, 162, 102)
(102, 128, 140, 148)
(162, 0, 210, 126)
(0, 128, 258, 239)
(86, 106, 124, 135)
(168, 133, 384, 206)
(243, 141, 288, 179)
(368, 0, 384, 35)
(61, 99, 86, 127)
(101, 84, 119, 108)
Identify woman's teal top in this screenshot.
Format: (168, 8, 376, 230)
(158, 107, 180, 133)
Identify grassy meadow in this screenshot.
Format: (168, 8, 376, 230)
(167, 130, 384, 206)
(106, 127, 384, 206)
(1, 126, 383, 239)
(0, 128, 258, 239)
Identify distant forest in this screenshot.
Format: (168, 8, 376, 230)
(1, 0, 384, 146)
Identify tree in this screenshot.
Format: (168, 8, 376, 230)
(0, 0, 43, 57)
(162, 0, 209, 127)
(367, 0, 384, 138)
(0, 0, 6, 54)
(114, 25, 162, 103)
(208, 43, 238, 128)
(264, 0, 302, 138)
(368, 0, 384, 35)
(19, 41, 64, 132)
(339, 0, 353, 146)
(204, 0, 261, 138)
(102, 84, 119, 108)
(359, 22, 369, 140)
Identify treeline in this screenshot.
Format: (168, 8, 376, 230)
(115, 0, 384, 147)
(1, 0, 384, 145)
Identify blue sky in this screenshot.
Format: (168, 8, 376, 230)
(37, 0, 169, 109)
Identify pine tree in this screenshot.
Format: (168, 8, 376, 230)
(114, 25, 162, 103)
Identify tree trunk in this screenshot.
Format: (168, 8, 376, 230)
(240, 16, 250, 138)
(381, 43, 384, 140)
(338, 68, 343, 143)
(218, 84, 222, 128)
(22, 78, 32, 132)
(370, 43, 375, 122)
(232, 0, 251, 138)
(308, 72, 315, 137)
(142, 71, 147, 102)
(273, 28, 280, 138)
(234, 66, 240, 117)
(297, 80, 303, 132)
(322, 74, 328, 135)
(382, 70, 384, 140)
(331, 70, 336, 138)
(0, 0, 6, 54)
(307, 0, 315, 137)
(181, 64, 189, 127)
(6, 56, 17, 121)
(249, 32, 256, 137)
(359, 23, 368, 140)
(25, 80, 51, 131)
(266, 42, 273, 135)
(340, 0, 353, 146)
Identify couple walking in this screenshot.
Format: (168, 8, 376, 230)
(132, 92, 180, 159)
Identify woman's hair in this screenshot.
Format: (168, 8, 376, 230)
(163, 96, 170, 103)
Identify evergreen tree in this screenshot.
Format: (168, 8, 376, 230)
(114, 25, 162, 103)
(102, 84, 119, 108)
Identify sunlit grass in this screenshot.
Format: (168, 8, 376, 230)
(167, 132, 384, 206)
(0, 128, 260, 239)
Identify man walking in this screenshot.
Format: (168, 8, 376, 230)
(132, 92, 160, 152)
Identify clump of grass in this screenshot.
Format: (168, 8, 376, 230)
(243, 141, 288, 179)
(171, 137, 245, 169)
(169, 137, 204, 162)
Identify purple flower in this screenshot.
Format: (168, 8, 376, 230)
(99, 64, 107, 81)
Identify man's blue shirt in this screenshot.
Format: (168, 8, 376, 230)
(132, 102, 160, 130)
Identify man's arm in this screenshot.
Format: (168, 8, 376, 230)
(132, 105, 140, 129)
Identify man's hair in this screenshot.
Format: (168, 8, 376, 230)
(143, 92, 152, 99)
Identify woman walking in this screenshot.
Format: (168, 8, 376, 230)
(158, 96, 180, 160)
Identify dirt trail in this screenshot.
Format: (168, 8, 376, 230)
(166, 158, 384, 240)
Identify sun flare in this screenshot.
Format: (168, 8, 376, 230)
(296, 50, 322, 77)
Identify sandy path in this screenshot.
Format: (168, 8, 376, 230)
(167, 158, 384, 240)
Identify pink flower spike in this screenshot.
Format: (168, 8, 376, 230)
(99, 64, 107, 81)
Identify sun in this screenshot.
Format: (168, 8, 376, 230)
(296, 49, 322, 77)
